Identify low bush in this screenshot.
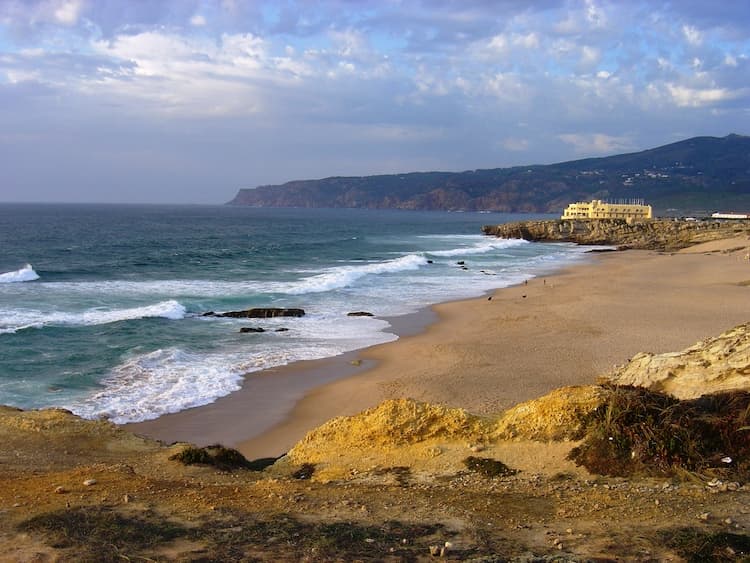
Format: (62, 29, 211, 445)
(568, 385, 750, 478)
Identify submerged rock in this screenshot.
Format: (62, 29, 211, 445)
(347, 311, 374, 317)
(204, 308, 305, 318)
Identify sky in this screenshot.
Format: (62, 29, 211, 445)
(1, 0, 749, 204)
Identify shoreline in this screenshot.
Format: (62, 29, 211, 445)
(129, 235, 750, 459)
(125, 301, 441, 446)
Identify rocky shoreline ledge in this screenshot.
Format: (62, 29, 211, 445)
(483, 218, 750, 251)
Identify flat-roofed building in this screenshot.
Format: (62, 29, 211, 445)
(711, 212, 749, 219)
(562, 199, 652, 221)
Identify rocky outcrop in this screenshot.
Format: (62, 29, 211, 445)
(204, 308, 305, 318)
(602, 322, 750, 399)
(483, 219, 750, 251)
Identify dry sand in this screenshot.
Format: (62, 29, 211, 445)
(131, 235, 750, 459)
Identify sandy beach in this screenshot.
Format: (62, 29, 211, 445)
(130, 235, 750, 459)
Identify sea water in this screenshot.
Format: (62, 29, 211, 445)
(0, 204, 595, 424)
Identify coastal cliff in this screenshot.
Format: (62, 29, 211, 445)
(228, 134, 750, 212)
(482, 218, 750, 251)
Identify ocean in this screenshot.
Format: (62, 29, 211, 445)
(0, 204, 596, 424)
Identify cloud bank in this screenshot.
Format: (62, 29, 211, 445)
(1, 0, 748, 203)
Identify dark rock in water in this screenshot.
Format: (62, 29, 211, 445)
(456, 260, 465, 265)
(275, 327, 290, 332)
(347, 311, 374, 317)
(239, 327, 265, 333)
(427, 259, 434, 264)
(207, 308, 305, 318)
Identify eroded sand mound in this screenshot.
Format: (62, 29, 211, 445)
(289, 398, 492, 454)
(602, 322, 750, 399)
(494, 385, 607, 441)
(283, 392, 606, 482)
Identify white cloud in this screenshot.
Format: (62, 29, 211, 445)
(86, 31, 276, 114)
(667, 84, 734, 107)
(581, 45, 600, 67)
(190, 14, 207, 27)
(513, 32, 539, 49)
(682, 24, 702, 46)
(502, 137, 529, 151)
(558, 133, 634, 155)
(53, 0, 84, 25)
(484, 72, 530, 104)
(585, 0, 607, 28)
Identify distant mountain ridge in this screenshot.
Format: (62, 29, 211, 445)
(228, 134, 750, 213)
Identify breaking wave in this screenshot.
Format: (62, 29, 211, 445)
(427, 237, 528, 257)
(0, 264, 39, 283)
(285, 253, 428, 294)
(0, 299, 186, 334)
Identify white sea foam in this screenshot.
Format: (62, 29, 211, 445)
(427, 237, 528, 257)
(0, 299, 186, 333)
(284, 253, 428, 294)
(71, 316, 399, 423)
(0, 264, 39, 283)
(71, 348, 245, 423)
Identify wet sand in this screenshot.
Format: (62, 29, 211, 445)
(129, 235, 750, 459)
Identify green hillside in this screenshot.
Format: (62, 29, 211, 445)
(228, 134, 750, 214)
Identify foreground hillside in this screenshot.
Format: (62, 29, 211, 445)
(229, 134, 750, 213)
(2, 323, 750, 561)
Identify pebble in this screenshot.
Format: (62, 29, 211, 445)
(724, 518, 734, 525)
(54, 486, 68, 494)
(123, 494, 131, 503)
(699, 512, 710, 520)
(83, 479, 97, 486)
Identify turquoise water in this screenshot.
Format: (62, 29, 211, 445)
(0, 204, 593, 423)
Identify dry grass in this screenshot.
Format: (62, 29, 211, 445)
(568, 385, 750, 478)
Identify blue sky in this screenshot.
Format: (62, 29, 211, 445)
(1, 0, 748, 203)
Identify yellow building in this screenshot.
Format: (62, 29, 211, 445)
(561, 199, 652, 221)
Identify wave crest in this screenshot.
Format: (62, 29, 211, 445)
(286, 253, 427, 294)
(0, 264, 39, 283)
(0, 299, 186, 334)
(428, 238, 528, 257)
